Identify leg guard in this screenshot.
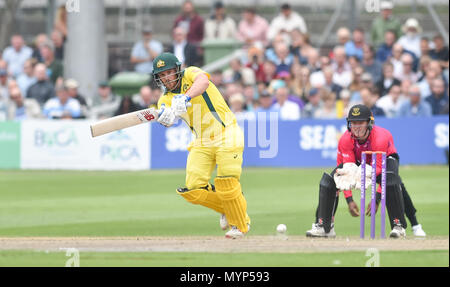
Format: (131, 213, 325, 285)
(317, 173, 339, 233)
(177, 184, 224, 214)
(385, 157, 407, 229)
(400, 180, 419, 226)
(214, 176, 248, 233)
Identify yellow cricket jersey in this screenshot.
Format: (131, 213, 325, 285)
(157, 66, 238, 145)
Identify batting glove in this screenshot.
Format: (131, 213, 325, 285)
(157, 106, 177, 127)
(171, 94, 191, 117)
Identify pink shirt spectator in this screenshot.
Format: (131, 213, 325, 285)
(237, 12, 269, 47)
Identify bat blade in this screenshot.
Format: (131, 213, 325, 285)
(90, 108, 159, 137)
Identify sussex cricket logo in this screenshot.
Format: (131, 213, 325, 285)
(351, 107, 361, 116)
(156, 60, 165, 68)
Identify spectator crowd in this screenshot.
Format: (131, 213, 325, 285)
(0, 1, 448, 122)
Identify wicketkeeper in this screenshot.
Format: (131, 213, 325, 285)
(152, 53, 250, 239)
(306, 104, 425, 238)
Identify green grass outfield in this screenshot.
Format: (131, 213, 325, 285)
(0, 166, 448, 267)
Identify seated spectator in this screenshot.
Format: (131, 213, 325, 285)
(376, 61, 401, 97)
(336, 27, 351, 46)
(345, 27, 366, 61)
(289, 63, 311, 103)
(418, 68, 438, 99)
(16, 59, 37, 96)
(370, 1, 402, 47)
(362, 45, 383, 84)
(390, 43, 404, 79)
(255, 90, 278, 114)
(65, 79, 88, 118)
(242, 84, 258, 111)
(204, 1, 236, 40)
(272, 85, 301, 120)
(131, 26, 163, 74)
(40, 41, 63, 84)
(428, 60, 444, 80)
(7, 87, 41, 120)
(314, 89, 337, 119)
(223, 58, 255, 86)
(360, 87, 385, 117)
(397, 18, 422, 58)
(290, 29, 312, 65)
(420, 37, 431, 59)
(417, 55, 432, 82)
(348, 55, 361, 71)
(376, 84, 406, 117)
(336, 89, 352, 118)
(332, 46, 353, 88)
(90, 81, 120, 120)
(267, 3, 307, 42)
(348, 66, 364, 99)
(322, 66, 343, 98)
(229, 93, 254, 121)
(168, 26, 199, 68)
(43, 84, 81, 119)
(2, 34, 33, 78)
(375, 29, 397, 63)
(51, 30, 65, 61)
(114, 95, 140, 116)
(397, 85, 432, 117)
(302, 88, 323, 118)
(0, 67, 10, 103)
(224, 82, 243, 103)
(306, 48, 321, 73)
(262, 60, 277, 85)
(173, 0, 204, 46)
(429, 34, 449, 70)
(265, 33, 289, 63)
(133, 85, 158, 109)
(272, 42, 294, 74)
(425, 78, 449, 115)
(237, 7, 269, 47)
(31, 34, 49, 63)
(26, 63, 54, 107)
(398, 53, 418, 83)
(245, 46, 265, 83)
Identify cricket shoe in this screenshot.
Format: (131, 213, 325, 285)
(306, 223, 336, 238)
(225, 225, 251, 239)
(220, 214, 251, 231)
(220, 214, 229, 230)
(412, 224, 426, 237)
(389, 225, 406, 238)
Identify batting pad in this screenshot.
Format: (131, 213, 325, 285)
(177, 188, 224, 214)
(214, 177, 249, 233)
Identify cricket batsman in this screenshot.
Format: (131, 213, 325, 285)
(152, 52, 250, 239)
(305, 104, 425, 238)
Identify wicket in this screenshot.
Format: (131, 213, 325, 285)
(360, 151, 387, 239)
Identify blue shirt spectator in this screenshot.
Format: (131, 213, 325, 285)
(397, 85, 432, 117)
(16, 59, 36, 95)
(2, 35, 33, 77)
(43, 85, 81, 119)
(130, 27, 163, 74)
(344, 28, 366, 61)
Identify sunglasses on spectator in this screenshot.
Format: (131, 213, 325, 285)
(403, 62, 413, 65)
(408, 92, 420, 96)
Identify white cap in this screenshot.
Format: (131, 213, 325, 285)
(380, 1, 394, 10)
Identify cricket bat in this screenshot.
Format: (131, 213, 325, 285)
(90, 108, 160, 137)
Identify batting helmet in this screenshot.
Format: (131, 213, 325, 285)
(152, 53, 183, 91)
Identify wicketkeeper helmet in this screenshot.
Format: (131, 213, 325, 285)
(346, 104, 374, 132)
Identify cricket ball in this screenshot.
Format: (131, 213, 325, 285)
(276, 224, 287, 233)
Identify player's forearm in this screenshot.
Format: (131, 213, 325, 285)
(185, 74, 210, 99)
